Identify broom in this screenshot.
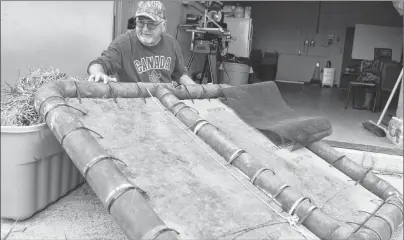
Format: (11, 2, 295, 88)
(362, 68, 403, 137)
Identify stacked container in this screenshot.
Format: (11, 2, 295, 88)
(1, 123, 84, 220)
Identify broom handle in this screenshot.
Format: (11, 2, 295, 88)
(377, 68, 403, 125)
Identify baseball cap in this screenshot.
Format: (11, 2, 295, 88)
(135, 1, 166, 22)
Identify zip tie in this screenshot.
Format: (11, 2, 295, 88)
(38, 95, 66, 113)
(329, 155, 345, 167)
(358, 210, 393, 238)
(289, 197, 311, 215)
(351, 199, 386, 237)
(107, 82, 118, 103)
(83, 155, 127, 179)
(217, 84, 228, 101)
(60, 126, 103, 148)
(228, 149, 246, 165)
(193, 121, 210, 135)
(174, 105, 199, 117)
(251, 168, 275, 185)
(176, 84, 194, 103)
(140, 225, 180, 240)
(183, 84, 194, 103)
(200, 84, 210, 101)
(73, 81, 82, 103)
(346, 222, 383, 240)
(135, 82, 147, 103)
(105, 183, 138, 214)
(298, 206, 317, 224)
(268, 184, 291, 204)
(44, 103, 87, 121)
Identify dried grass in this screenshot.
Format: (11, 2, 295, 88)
(1, 67, 67, 127)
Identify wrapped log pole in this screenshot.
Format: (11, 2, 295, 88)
(306, 141, 403, 240)
(35, 80, 229, 101)
(152, 85, 358, 240)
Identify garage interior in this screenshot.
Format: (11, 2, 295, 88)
(1, 1, 403, 240)
(118, 0, 404, 152)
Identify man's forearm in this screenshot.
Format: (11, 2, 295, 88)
(179, 74, 196, 85)
(88, 63, 106, 75)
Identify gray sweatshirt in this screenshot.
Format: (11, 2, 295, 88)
(88, 31, 186, 83)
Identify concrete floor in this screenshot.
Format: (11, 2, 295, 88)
(277, 82, 401, 151)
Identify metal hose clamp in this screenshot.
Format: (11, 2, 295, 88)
(174, 105, 199, 117)
(250, 168, 275, 185)
(298, 205, 317, 224)
(82, 155, 127, 179)
(193, 120, 210, 135)
(105, 183, 137, 214)
(140, 225, 180, 240)
(158, 91, 172, 103)
(268, 184, 291, 204)
(228, 149, 246, 165)
(187, 119, 206, 130)
(289, 197, 311, 216)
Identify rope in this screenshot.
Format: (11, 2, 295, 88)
(73, 81, 82, 104)
(38, 95, 66, 113)
(144, 87, 313, 240)
(199, 84, 210, 101)
(107, 82, 118, 103)
(135, 82, 147, 103)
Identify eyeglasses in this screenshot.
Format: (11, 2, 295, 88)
(135, 20, 164, 30)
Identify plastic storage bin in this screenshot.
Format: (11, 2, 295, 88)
(1, 123, 84, 220)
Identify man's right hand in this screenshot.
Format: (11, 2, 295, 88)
(87, 73, 117, 84)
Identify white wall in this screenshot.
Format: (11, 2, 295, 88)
(1, 1, 114, 86)
(250, 1, 403, 85)
(352, 24, 403, 61)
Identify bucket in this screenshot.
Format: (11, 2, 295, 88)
(220, 62, 250, 86)
(1, 123, 84, 220)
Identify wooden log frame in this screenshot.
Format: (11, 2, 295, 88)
(34, 80, 403, 240)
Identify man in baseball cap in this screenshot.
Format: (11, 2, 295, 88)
(87, 1, 195, 85)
